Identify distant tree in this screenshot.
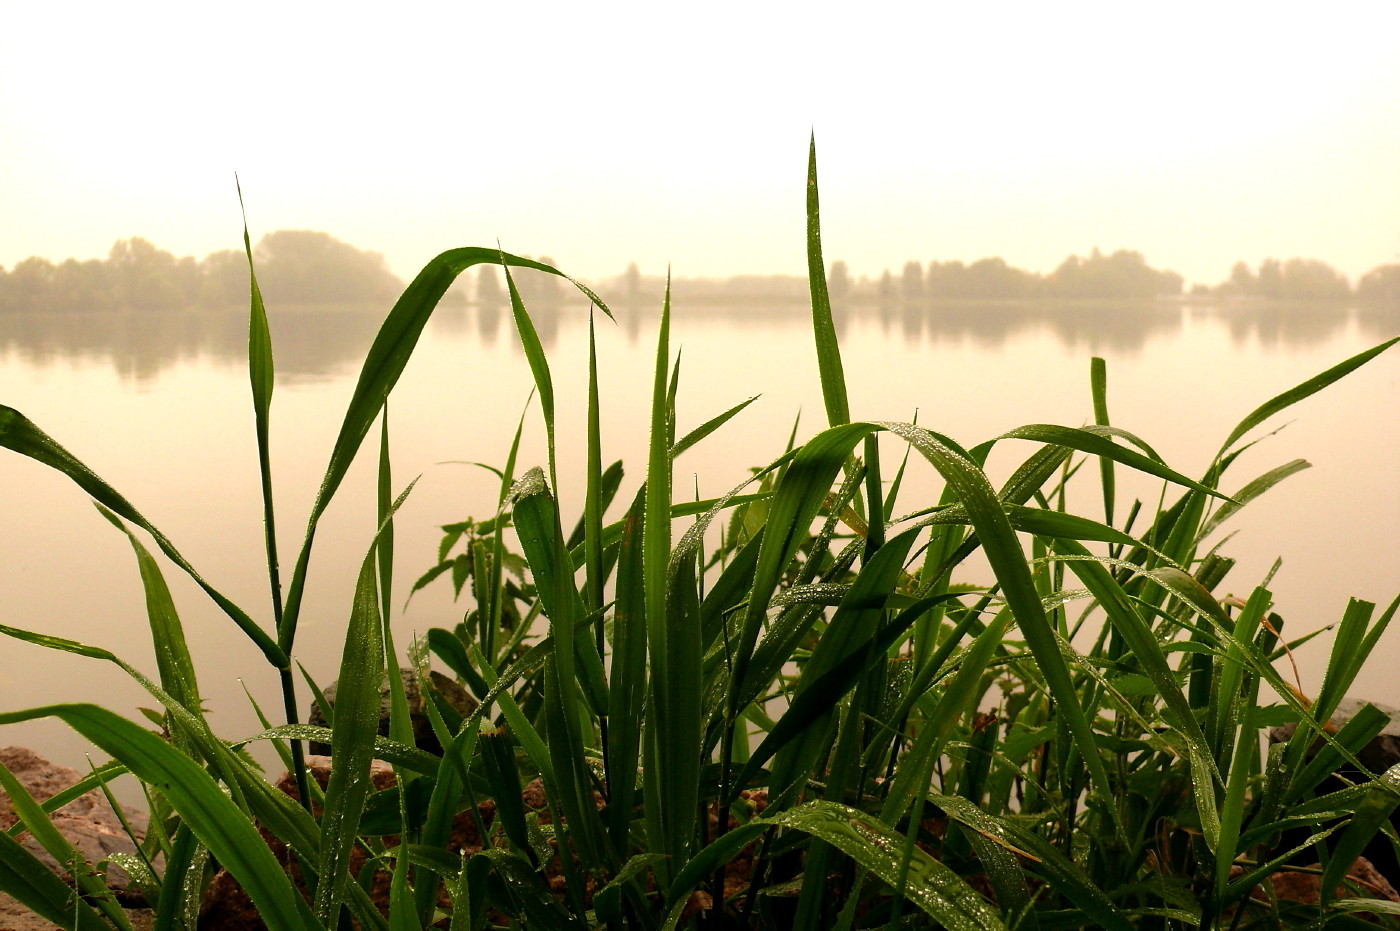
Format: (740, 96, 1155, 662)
(623, 262, 642, 299)
(0, 257, 59, 312)
(109, 237, 186, 309)
(253, 230, 402, 304)
(477, 265, 503, 305)
(1357, 264, 1400, 307)
(1279, 258, 1350, 300)
(199, 249, 250, 306)
(535, 256, 563, 304)
(53, 258, 115, 311)
(1046, 249, 1179, 299)
(827, 260, 849, 299)
(1218, 261, 1258, 296)
(1257, 258, 1284, 300)
(900, 260, 924, 302)
(1216, 258, 1350, 301)
(964, 257, 1039, 299)
(877, 269, 895, 302)
(926, 260, 967, 298)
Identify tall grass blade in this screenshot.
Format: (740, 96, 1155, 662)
(237, 178, 284, 631)
(503, 258, 559, 491)
(510, 468, 607, 867)
(1090, 357, 1115, 528)
(606, 490, 648, 860)
(279, 249, 608, 653)
(805, 133, 850, 428)
(314, 546, 387, 924)
(641, 275, 701, 877)
(934, 795, 1134, 931)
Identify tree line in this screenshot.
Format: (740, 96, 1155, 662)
(826, 250, 1400, 304)
(0, 231, 404, 313)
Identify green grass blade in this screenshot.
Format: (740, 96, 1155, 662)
(502, 258, 558, 492)
(510, 468, 606, 867)
(662, 801, 1003, 931)
(314, 546, 387, 925)
(642, 276, 695, 874)
(671, 394, 760, 461)
(1199, 458, 1311, 538)
(606, 489, 648, 860)
(0, 405, 284, 666)
(583, 312, 605, 613)
(96, 505, 202, 742)
(237, 179, 285, 637)
(1321, 762, 1400, 904)
(1218, 335, 1399, 454)
(806, 133, 850, 428)
(0, 829, 110, 931)
(768, 527, 920, 801)
(279, 249, 608, 654)
(996, 423, 1231, 501)
(0, 704, 321, 931)
(934, 795, 1133, 931)
(1090, 357, 1115, 529)
(882, 420, 1124, 836)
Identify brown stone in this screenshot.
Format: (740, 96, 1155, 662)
(0, 747, 154, 930)
(0, 747, 148, 889)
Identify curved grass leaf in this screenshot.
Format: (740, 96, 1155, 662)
(96, 505, 202, 740)
(995, 423, 1230, 501)
(0, 405, 283, 666)
(933, 795, 1133, 931)
(0, 704, 321, 931)
(1200, 458, 1311, 538)
(280, 248, 610, 653)
(1218, 335, 1399, 454)
(663, 801, 1003, 930)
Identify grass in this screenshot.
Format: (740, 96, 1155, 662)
(2, 138, 1399, 930)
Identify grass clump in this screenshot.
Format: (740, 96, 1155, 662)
(2, 140, 1399, 930)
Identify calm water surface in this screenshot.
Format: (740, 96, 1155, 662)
(2, 300, 1397, 782)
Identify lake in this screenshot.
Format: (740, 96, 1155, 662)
(1, 297, 1397, 783)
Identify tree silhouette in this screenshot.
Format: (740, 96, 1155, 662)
(1357, 264, 1400, 307)
(828, 260, 849, 299)
(253, 230, 402, 305)
(477, 265, 504, 305)
(901, 260, 924, 302)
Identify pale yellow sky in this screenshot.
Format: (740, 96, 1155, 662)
(3, 1, 1398, 288)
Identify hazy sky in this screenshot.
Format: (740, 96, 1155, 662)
(3, 2, 1398, 288)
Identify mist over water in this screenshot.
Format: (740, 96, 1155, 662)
(1, 299, 1396, 788)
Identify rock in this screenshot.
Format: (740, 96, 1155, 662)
(0, 747, 154, 930)
(1262, 856, 1399, 905)
(0, 746, 147, 889)
(307, 668, 477, 756)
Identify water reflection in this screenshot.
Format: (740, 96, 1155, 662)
(0, 299, 1381, 380)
